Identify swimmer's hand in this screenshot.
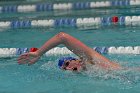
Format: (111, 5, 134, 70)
(17, 52, 40, 66)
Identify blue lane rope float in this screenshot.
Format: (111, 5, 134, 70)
(2, 5, 17, 13)
(36, 3, 53, 11)
(0, 15, 140, 28)
(54, 18, 76, 27)
(11, 20, 31, 28)
(0, 46, 140, 57)
(0, 0, 139, 13)
(111, 0, 130, 6)
(73, 2, 91, 9)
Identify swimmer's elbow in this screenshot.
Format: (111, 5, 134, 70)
(57, 32, 70, 41)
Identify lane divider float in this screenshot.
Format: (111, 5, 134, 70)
(0, 0, 139, 13)
(0, 16, 140, 28)
(0, 46, 140, 57)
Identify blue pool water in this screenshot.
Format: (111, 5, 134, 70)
(0, 28, 140, 93)
(0, 1, 140, 93)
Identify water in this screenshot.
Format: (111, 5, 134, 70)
(0, 27, 140, 47)
(0, 54, 140, 93)
(0, 27, 140, 93)
(0, 1, 140, 93)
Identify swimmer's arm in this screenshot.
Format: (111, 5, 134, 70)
(18, 32, 121, 68)
(36, 32, 94, 59)
(36, 32, 121, 69)
(19, 32, 93, 65)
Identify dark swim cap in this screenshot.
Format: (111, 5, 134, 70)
(58, 57, 76, 68)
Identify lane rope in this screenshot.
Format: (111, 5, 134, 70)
(0, 16, 140, 28)
(0, 0, 139, 13)
(0, 46, 140, 57)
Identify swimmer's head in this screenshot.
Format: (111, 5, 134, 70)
(58, 57, 83, 71)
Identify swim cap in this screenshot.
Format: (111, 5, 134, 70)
(58, 57, 76, 68)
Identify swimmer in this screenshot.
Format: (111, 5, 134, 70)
(18, 32, 122, 71)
